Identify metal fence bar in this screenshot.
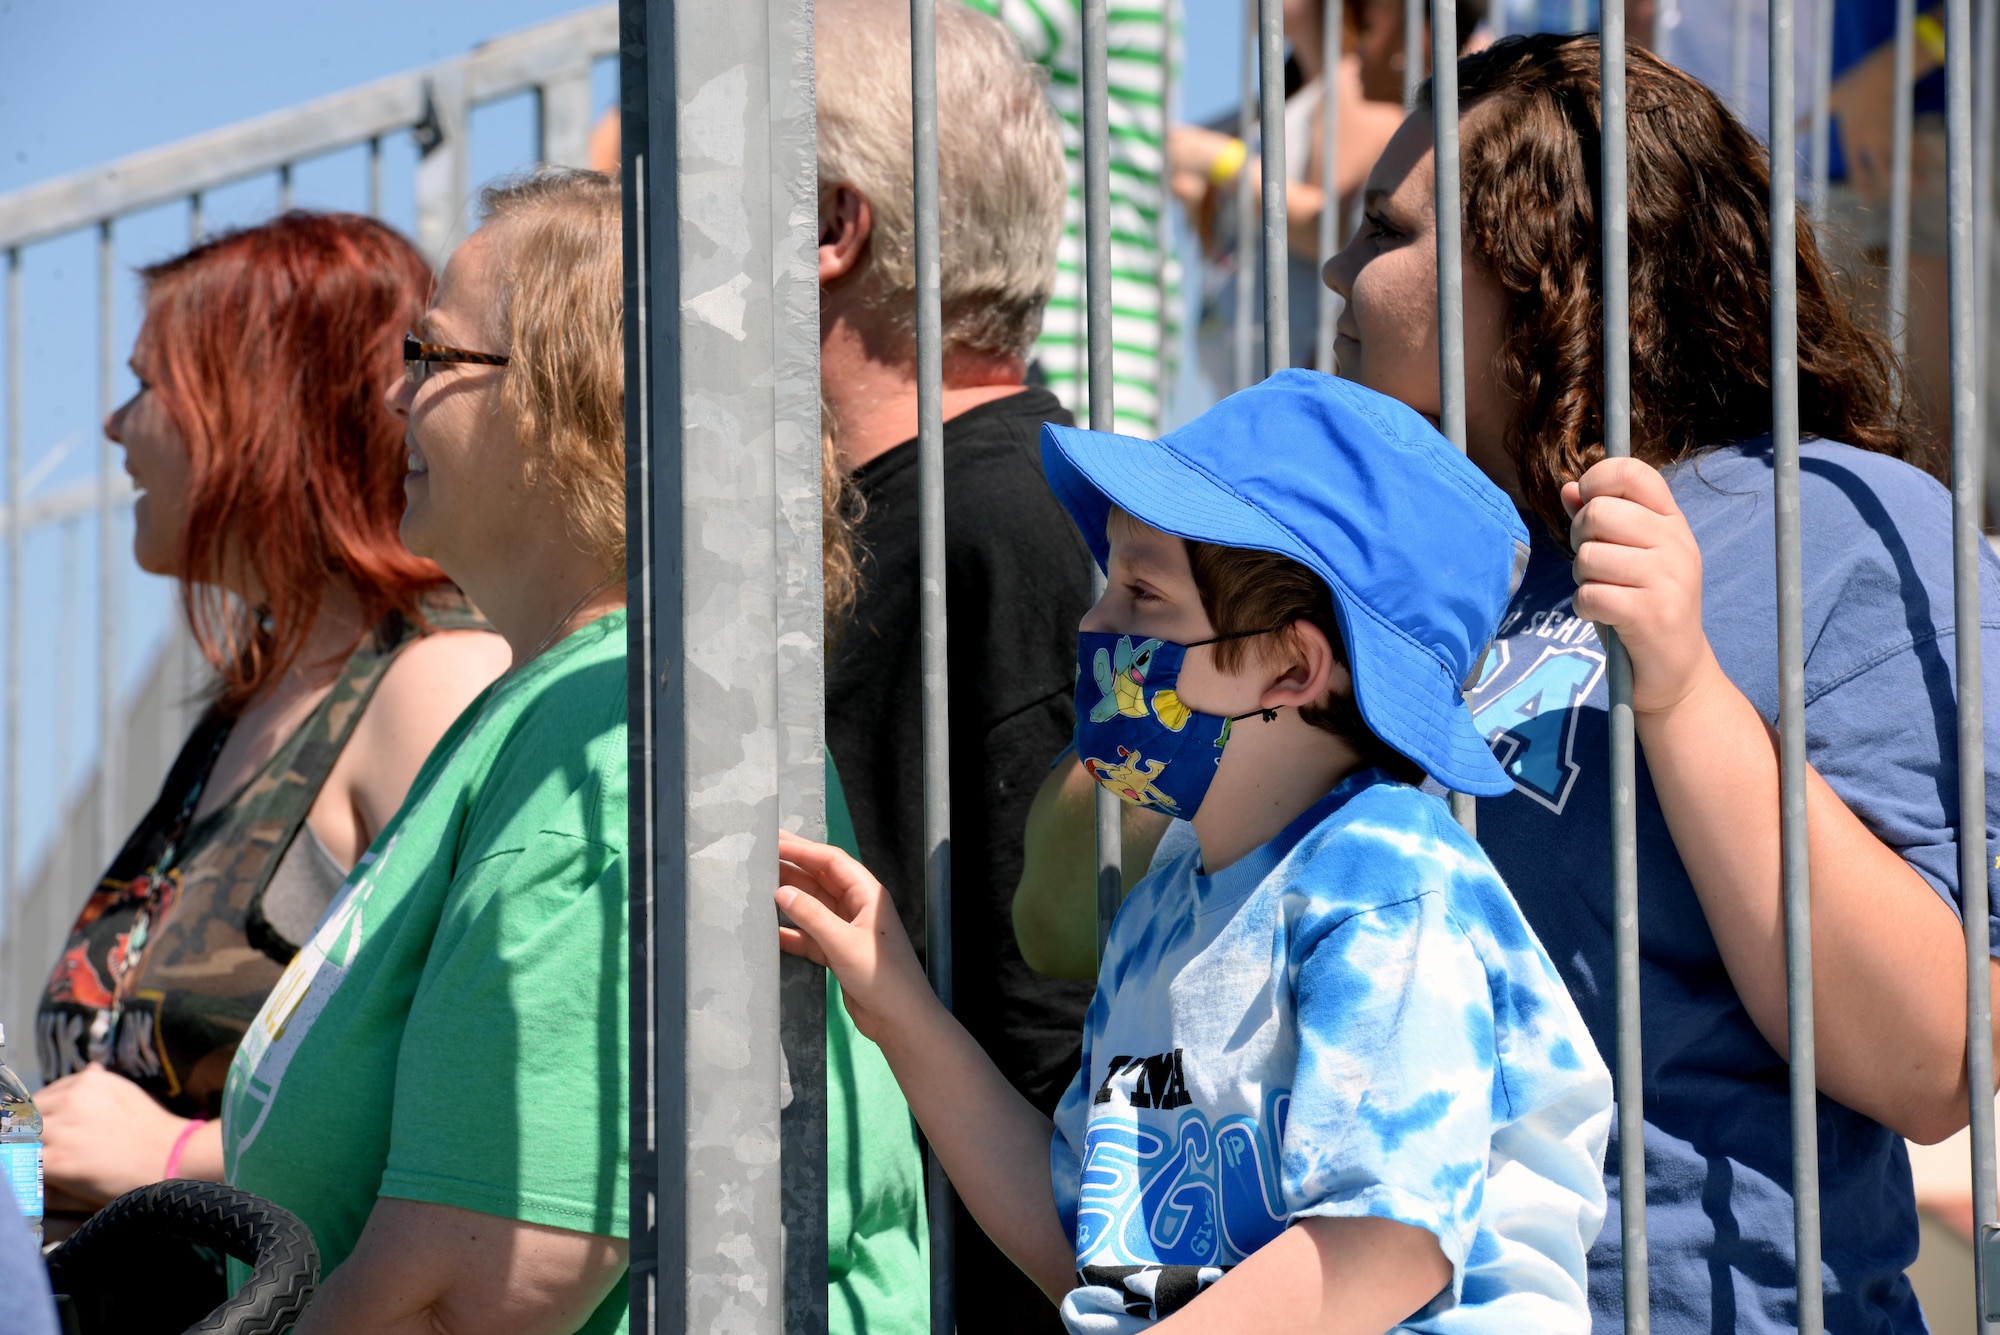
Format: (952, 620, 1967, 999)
(1946, 0, 2000, 1315)
(1979, 0, 1998, 529)
(1655, 0, 1678, 62)
(1405, 0, 1424, 109)
(908, 1, 956, 1328)
(1597, 21, 1649, 1335)
(1081, 0, 1122, 958)
(1258, 0, 1288, 373)
(1571, 0, 1589, 32)
(1429, 0, 1477, 834)
(1237, 0, 1259, 389)
(1809, 0, 1834, 221)
(278, 162, 294, 211)
(188, 193, 203, 246)
(1317, 0, 1345, 367)
(367, 137, 383, 219)
(95, 220, 117, 872)
(1888, 0, 1916, 367)
(4, 249, 16, 914)
(1768, 0, 1824, 1321)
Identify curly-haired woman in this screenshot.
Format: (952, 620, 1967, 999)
(34, 213, 508, 1232)
(1319, 34, 2000, 1333)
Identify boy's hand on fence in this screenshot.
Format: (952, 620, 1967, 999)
(1563, 457, 1725, 717)
(777, 830, 935, 1048)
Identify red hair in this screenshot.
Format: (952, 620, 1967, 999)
(137, 212, 449, 714)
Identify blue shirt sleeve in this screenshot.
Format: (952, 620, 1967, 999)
(1283, 880, 1496, 1299)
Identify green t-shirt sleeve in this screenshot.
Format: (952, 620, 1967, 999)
(379, 828, 630, 1238)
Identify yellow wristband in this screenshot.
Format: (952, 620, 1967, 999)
(1208, 137, 1248, 187)
(1916, 12, 1946, 64)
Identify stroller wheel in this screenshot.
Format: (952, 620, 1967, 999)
(44, 1180, 318, 1335)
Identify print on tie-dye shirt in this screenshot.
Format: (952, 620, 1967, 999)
(1050, 771, 1612, 1334)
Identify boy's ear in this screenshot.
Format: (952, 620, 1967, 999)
(1257, 619, 1345, 713)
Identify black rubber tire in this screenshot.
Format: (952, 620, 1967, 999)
(45, 1180, 318, 1335)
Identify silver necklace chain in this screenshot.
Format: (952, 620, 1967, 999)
(516, 574, 618, 672)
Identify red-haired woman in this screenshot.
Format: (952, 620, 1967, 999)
(31, 213, 509, 1230)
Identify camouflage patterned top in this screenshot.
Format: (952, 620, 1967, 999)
(35, 598, 485, 1117)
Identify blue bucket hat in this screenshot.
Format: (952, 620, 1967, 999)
(1040, 369, 1529, 796)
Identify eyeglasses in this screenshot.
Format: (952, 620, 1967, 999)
(403, 332, 510, 386)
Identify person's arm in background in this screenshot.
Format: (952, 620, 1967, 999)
(1168, 59, 1402, 255)
(1568, 458, 2000, 1144)
(1827, 4, 1943, 202)
(1012, 751, 1171, 979)
(292, 1198, 626, 1335)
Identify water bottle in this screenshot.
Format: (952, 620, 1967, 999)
(0, 1023, 43, 1244)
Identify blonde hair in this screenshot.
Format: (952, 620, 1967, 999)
(816, 0, 1066, 364)
(479, 169, 626, 575)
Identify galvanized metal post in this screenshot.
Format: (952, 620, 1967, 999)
(1082, 0, 1122, 957)
(1259, 0, 1288, 373)
(1318, 0, 1345, 367)
(3, 249, 16, 918)
(1768, 0, 1825, 1321)
(1237, 0, 1260, 389)
(1405, 0, 1425, 109)
(1945, 0, 2000, 1318)
(768, 0, 829, 1321)
(908, 1, 957, 1329)
(621, 0, 807, 1325)
(1571, 0, 1590, 31)
(96, 220, 117, 871)
(1809, 0, 1834, 222)
(1429, 0, 1477, 834)
(1888, 0, 1916, 366)
(1979, 0, 1998, 528)
(1656, 0, 1680, 62)
(1598, 20, 1649, 1335)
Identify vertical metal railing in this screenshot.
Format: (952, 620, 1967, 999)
(1768, 0, 1827, 1323)
(1082, 0, 1122, 960)
(94, 221, 117, 871)
(1258, 0, 1288, 374)
(1889, 0, 1916, 367)
(1809, 0, 1835, 222)
(1318, 0, 1344, 366)
(1732, 0, 1753, 117)
(1598, 21, 1650, 1335)
(3, 249, 17, 924)
(908, 1, 957, 1329)
(1405, 0, 1425, 108)
(1945, 0, 2000, 1315)
(1236, 3, 1259, 389)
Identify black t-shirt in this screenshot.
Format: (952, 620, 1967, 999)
(826, 388, 1095, 1117)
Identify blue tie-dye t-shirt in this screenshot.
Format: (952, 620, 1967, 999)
(1050, 771, 1612, 1334)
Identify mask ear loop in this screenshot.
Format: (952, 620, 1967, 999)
(1182, 625, 1290, 725)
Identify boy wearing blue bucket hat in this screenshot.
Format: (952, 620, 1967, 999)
(776, 370, 1611, 1332)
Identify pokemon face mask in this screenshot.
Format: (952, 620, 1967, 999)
(1072, 629, 1279, 820)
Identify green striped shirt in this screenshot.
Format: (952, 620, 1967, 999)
(970, 0, 1180, 436)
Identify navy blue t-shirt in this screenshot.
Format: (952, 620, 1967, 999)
(1466, 438, 2000, 1334)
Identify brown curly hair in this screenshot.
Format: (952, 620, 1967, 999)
(1427, 34, 1928, 543)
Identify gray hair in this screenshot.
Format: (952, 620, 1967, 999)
(816, 0, 1067, 364)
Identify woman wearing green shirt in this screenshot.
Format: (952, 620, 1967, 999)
(222, 170, 633, 1334)
(221, 166, 926, 1334)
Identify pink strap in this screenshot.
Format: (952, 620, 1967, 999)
(165, 1117, 210, 1180)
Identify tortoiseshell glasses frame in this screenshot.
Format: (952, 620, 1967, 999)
(403, 332, 511, 386)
